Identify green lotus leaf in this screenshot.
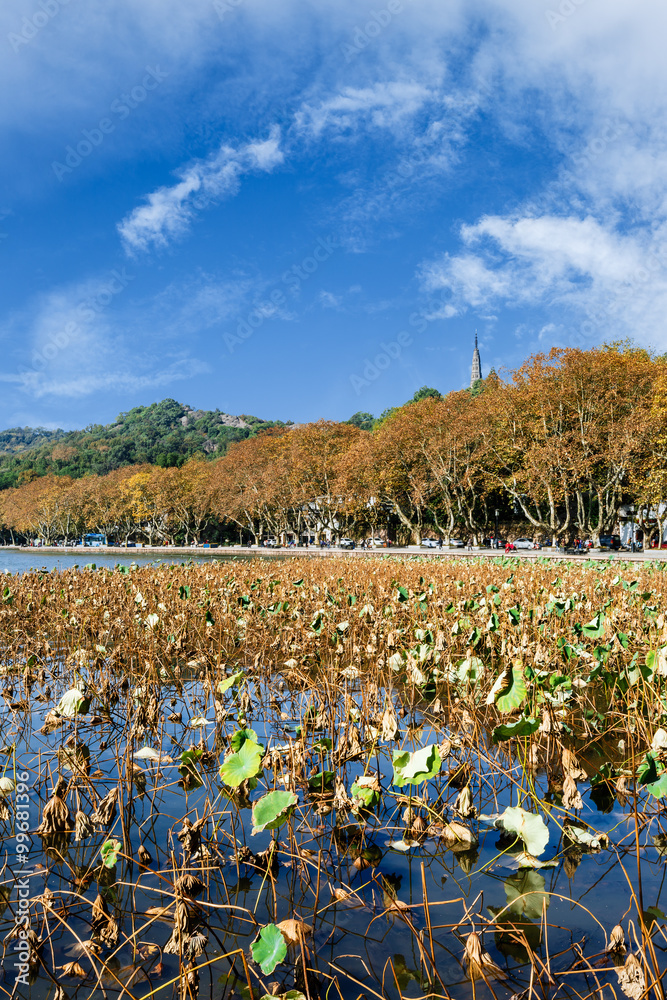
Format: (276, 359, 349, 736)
(217, 671, 245, 694)
(260, 993, 306, 1000)
(350, 782, 380, 809)
(488, 664, 527, 714)
(307, 770, 335, 792)
(638, 751, 667, 798)
(251, 923, 287, 975)
(251, 789, 298, 834)
(492, 716, 540, 743)
(500, 806, 549, 857)
(230, 728, 263, 753)
(219, 740, 263, 788)
(100, 838, 122, 868)
(56, 688, 90, 717)
(392, 745, 442, 787)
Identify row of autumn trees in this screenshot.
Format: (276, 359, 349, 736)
(2, 345, 667, 547)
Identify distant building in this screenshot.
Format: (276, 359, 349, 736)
(471, 333, 482, 387)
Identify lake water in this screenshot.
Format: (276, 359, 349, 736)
(0, 549, 256, 574)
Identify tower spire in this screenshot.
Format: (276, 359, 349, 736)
(470, 331, 481, 387)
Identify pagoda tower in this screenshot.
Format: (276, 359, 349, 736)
(470, 332, 481, 387)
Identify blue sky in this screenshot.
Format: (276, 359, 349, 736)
(1, 0, 665, 429)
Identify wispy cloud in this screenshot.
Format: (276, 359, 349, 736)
(295, 81, 433, 137)
(118, 126, 283, 254)
(421, 213, 667, 349)
(0, 273, 209, 400)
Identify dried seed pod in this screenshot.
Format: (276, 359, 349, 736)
(455, 784, 475, 818)
(562, 748, 586, 781)
(185, 930, 208, 959)
(463, 931, 504, 981)
(616, 953, 645, 1000)
(91, 893, 109, 927)
(562, 774, 583, 811)
(75, 810, 93, 841)
(332, 778, 352, 811)
(61, 961, 87, 977)
(91, 787, 118, 826)
(608, 924, 626, 954)
(37, 777, 71, 835)
(175, 873, 205, 897)
(164, 897, 191, 954)
(137, 844, 152, 865)
(410, 815, 428, 837)
(177, 815, 207, 861)
(98, 916, 119, 947)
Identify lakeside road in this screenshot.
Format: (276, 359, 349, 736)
(1, 544, 665, 563)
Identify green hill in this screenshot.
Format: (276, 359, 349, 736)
(0, 399, 282, 490)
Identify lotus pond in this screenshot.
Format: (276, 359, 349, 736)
(4, 556, 667, 1000)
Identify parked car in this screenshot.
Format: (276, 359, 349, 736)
(339, 538, 356, 549)
(514, 537, 539, 550)
(420, 538, 439, 548)
(367, 538, 390, 548)
(263, 538, 279, 547)
(599, 534, 621, 550)
(448, 539, 465, 548)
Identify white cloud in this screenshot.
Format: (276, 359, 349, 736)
(295, 81, 433, 136)
(318, 290, 342, 309)
(421, 212, 667, 349)
(118, 126, 283, 253)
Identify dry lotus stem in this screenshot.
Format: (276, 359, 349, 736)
(179, 960, 199, 999)
(37, 777, 71, 835)
(91, 787, 118, 826)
